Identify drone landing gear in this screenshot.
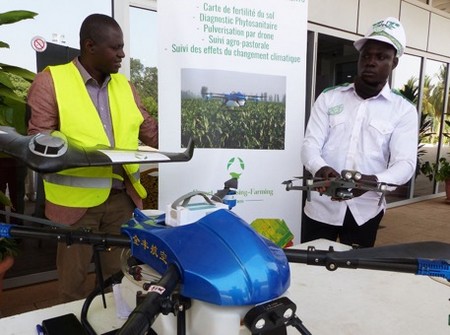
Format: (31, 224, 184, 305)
(244, 297, 312, 335)
(136, 291, 191, 335)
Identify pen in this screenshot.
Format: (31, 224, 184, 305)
(36, 324, 44, 335)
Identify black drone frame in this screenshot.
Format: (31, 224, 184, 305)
(1, 127, 449, 335)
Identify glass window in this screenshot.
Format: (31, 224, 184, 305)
(129, 7, 158, 120)
(129, 6, 157, 68)
(389, 54, 422, 202)
(432, 1, 450, 14)
(415, 60, 447, 196)
(437, 63, 450, 194)
(314, 34, 358, 99)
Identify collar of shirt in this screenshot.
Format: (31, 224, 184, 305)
(73, 57, 111, 88)
(72, 58, 124, 187)
(341, 82, 393, 102)
(71, 57, 115, 147)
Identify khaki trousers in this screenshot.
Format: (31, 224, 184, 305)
(56, 190, 134, 302)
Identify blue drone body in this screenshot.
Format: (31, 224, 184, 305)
(203, 91, 263, 107)
(121, 209, 290, 306)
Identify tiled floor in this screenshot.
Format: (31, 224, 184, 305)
(376, 196, 450, 246)
(0, 196, 449, 318)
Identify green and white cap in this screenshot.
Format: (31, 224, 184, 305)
(354, 17, 406, 57)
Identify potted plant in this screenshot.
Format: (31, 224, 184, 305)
(0, 188, 19, 296)
(0, 237, 19, 290)
(420, 156, 450, 202)
(1, 10, 37, 134)
(0, 9, 37, 296)
(0, 186, 20, 295)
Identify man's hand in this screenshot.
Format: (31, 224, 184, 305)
(314, 166, 340, 194)
(352, 174, 378, 197)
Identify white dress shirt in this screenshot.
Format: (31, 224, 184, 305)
(302, 82, 418, 226)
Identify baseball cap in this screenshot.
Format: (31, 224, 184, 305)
(353, 17, 406, 57)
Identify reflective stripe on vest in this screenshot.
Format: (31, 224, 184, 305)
(43, 170, 125, 188)
(44, 62, 146, 207)
(124, 165, 147, 198)
(44, 174, 111, 188)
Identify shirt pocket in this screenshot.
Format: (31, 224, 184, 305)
(324, 114, 347, 151)
(366, 119, 394, 155)
(369, 119, 394, 135)
(329, 113, 346, 128)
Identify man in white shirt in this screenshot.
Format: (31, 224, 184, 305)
(301, 17, 418, 247)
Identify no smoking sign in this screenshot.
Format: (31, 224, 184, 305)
(31, 36, 47, 52)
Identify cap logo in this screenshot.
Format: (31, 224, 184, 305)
(369, 20, 403, 55)
(372, 20, 400, 32)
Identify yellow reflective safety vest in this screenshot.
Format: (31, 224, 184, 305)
(43, 62, 147, 207)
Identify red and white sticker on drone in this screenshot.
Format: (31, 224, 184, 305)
(147, 285, 166, 295)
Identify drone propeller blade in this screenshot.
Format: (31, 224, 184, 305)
(0, 126, 194, 174)
(246, 94, 264, 102)
(205, 93, 226, 99)
(284, 176, 325, 182)
(329, 241, 450, 261)
(384, 182, 400, 187)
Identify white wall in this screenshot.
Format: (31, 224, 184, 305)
(401, 2, 430, 51)
(358, 0, 401, 34)
(308, 0, 450, 59)
(308, 0, 358, 31)
(428, 12, 450, 56)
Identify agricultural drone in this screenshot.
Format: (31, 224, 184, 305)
(0, 126, 449, 335)
(282, 170, 398, 205)
(202, 91, 264, 108)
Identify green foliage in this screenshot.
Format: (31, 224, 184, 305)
(0, 10, 37, 26)
(0, 10, 37, 261)
(398, 77, 418, 104)
(130, 58, 158, 120)
(399, 76, 450, 178)
(0, 237, 19, 261)
(0, 191, 12, 208)
(0, 173, 19, 262)
(443, 120, 450, 140)
(181, 98, 286, 149)
(416, 113, 434, 176)
(420, 156, 450, 182)
(0, 10, 37, 134)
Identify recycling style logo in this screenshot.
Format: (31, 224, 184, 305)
(227, 157, 245, 179)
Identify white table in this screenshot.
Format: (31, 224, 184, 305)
(1, 239, 449, 335)
(286, 240, 450, 335)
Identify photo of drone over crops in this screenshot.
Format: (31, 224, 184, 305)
(180, 68, 287, 150)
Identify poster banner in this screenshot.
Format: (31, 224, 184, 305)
(158, 0, 307, 242)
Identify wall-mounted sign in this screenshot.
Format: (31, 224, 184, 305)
(31, 36, 47, 52)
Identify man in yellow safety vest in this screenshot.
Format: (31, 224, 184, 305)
(27, 13, 158, 302)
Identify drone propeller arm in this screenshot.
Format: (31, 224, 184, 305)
(283, 246, 418, 274)
(116, 263, 180, 335)
(0, 223, 130, 248)
(0, 222, 184, 334)
(284, 244, 450, 280)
